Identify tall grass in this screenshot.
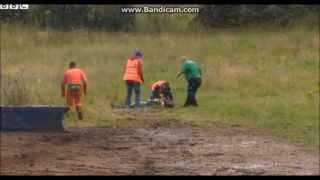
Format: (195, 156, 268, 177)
(1, 67, 31, 105)
(1, 23, 318, 148)
(134, 8, 199, 33)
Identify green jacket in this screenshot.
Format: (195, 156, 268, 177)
(181, 59, 202, 80)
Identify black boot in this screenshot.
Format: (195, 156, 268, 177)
(77, 110, 83, 120)
(183, 103, 191, 107)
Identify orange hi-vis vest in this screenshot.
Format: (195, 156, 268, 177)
(151, 80, 168, 91)
(63, 68, 87, 85)
(123, 58, 143, 82)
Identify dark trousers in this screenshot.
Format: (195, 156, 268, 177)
(150, 87, 161, 100)
(125, 80, 141, 106)
(150, 86, 173, 101)
(185, 78, 202, 106)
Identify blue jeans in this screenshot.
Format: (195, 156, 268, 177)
(125, 80, 141, 106)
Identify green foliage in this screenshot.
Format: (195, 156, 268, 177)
(1, 5, 318, 31)
(1, 5, 135, 31)
(197, 5, 319, 27)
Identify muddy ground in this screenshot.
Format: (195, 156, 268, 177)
(1, 120, 319, 175)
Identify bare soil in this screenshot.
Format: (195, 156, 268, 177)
(1, 121, 319, 175)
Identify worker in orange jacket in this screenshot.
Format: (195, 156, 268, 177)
(123, 51, 144, 107)
(61, 62, 88, 120)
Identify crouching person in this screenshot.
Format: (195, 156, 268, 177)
(149, 80, 174, 108)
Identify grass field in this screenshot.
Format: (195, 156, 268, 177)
(1, 23, 319, 148)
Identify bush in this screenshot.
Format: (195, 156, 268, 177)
(0, 5, 318, 31)
(0, 5, 135, 31)
(196, 5, 318, 27)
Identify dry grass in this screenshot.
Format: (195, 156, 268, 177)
(1, 23, 319, 147)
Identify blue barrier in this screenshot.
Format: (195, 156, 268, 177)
(1, 105, 68, 132)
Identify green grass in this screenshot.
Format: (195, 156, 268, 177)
(1, 23, 319, 149)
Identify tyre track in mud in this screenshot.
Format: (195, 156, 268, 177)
(1, 122, 319, 175)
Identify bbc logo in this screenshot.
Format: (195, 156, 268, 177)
(0, 4, 29, 10)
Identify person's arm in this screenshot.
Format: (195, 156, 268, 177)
(81, 71, 88, 96)
(176, 72, 182, 79)
(176, 63, 185, 80)
(138, 60, 144, 83)
(61, 73, 66, 98)
(83, 81, 87, 96)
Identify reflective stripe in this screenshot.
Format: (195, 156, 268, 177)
(67, 84, 81, 91)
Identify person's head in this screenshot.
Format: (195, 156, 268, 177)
(154, 85, 161, 91)
(69, 61, 76, 69)
(132, 51, 144, 59)
(163, 81, 170, 88)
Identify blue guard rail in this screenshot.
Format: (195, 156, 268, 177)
(1, 105, 68, 132)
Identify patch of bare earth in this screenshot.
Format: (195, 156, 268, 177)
(1, 121, 319, 175)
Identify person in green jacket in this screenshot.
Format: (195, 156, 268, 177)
(176, 56, 202, 107)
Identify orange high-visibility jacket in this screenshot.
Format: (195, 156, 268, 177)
(151, 80, 168, 91)
(62, 68, 87, 85)
(61, 68, 87, 94)
(123, 57, 143, 82)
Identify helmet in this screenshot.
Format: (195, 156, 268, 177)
(133, 51, 143, 58)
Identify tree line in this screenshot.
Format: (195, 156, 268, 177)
(197, 5, 319, 27)
(0, 5, 319, 31)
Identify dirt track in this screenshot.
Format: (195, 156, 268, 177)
(1, 121, 319, 175)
